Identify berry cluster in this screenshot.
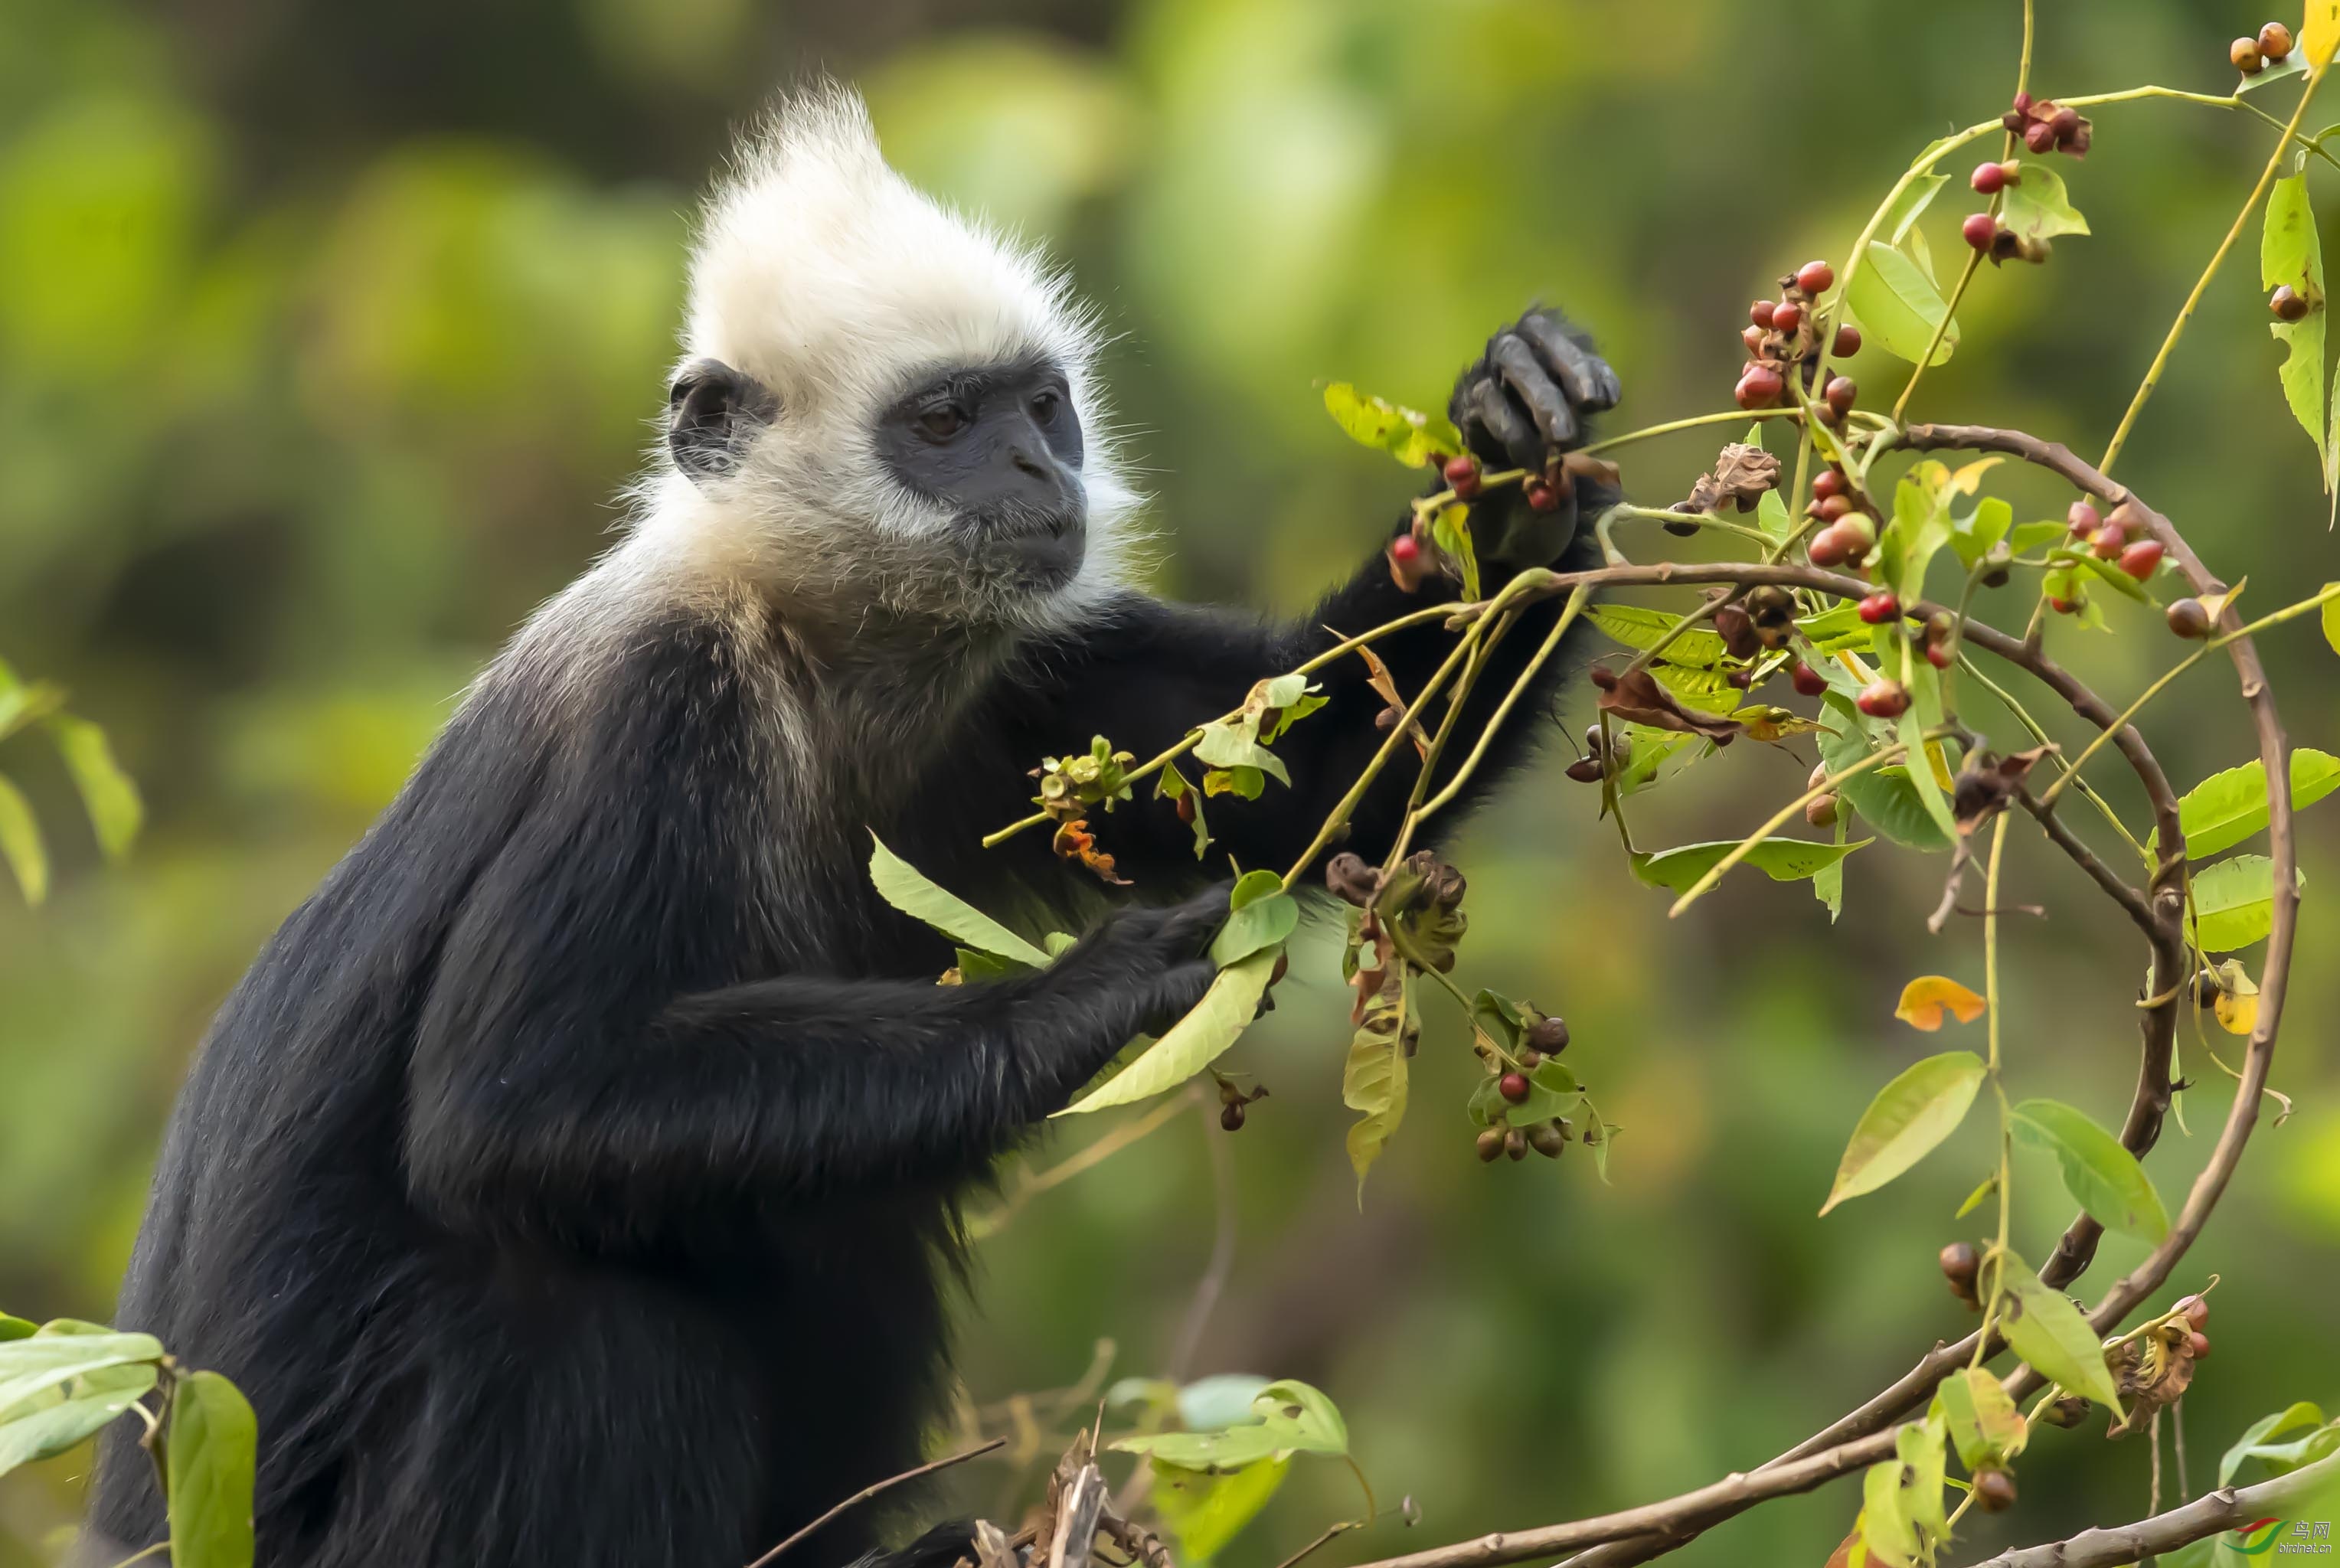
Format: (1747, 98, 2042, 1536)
(2231, 20, 2296, 74)
(2064, 498, 2165, 579)
(1737, 260, 1858, 413)
(1472, 1009, 1574, 1163)
(2000, 91, 2092, 158)
(1802, 464, 1880, 568)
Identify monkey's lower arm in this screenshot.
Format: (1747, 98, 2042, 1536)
(402, 904, 1217, 1244)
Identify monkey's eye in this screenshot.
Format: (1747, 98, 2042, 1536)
(1031, 389, 1061, 425)
(917, 404, 969, 441)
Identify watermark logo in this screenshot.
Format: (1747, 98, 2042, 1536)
(2232, 1518, 2335, 1556)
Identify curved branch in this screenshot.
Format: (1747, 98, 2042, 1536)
(1956, 1446, 2340, 1568)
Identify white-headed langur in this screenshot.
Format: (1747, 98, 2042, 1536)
(87, 87, 1619, 1568)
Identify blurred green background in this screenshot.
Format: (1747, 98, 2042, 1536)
(3, 0, 2338, 1561)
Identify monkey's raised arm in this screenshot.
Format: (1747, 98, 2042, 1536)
(1016, 310, 1617, 888)
(402, 857, 1221, 1249)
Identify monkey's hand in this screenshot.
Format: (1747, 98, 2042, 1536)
(1054, 881, 1230, 1045)
(1446, 309, 1622, 568)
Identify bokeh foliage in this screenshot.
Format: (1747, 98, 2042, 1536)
(2, 0, 2337, 1563)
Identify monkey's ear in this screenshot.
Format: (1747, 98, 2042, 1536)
(668, 358, 779, 485)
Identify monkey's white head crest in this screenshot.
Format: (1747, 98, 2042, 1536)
(636, 83, 1144, 635)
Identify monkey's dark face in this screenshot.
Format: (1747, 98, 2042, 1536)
(873, 360, 1088, 589)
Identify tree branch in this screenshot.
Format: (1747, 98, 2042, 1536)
(1955, 1446, 2340, 1567)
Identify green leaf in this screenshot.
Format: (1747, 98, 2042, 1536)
(1860, 1421, 1949, 1568)
(868, 835, 1054, 969)
(2222, 1402, 2329, 1487)
(2262, 173, 2329, 477)
(2155, 749, 2340, 859)
(1629, 836, 1871, 893)
(168, 1370, 258, 1568)
(2240, 45, 2312, 95)
(1056, 949, 1279, 1115)
(1202, 766, 1265, 800)
(1847, 240, 1958, 366)
(1113, 1379, 1347, 1470)
(0, 1362, 158, 1477)
(1152, 1459, 1290, 1564)
(1583, 605, 1727, 667)
(1322, 383, 1464, 469)
(1822, 697, 1953, 853)
(1646, 662, 1743, 716)
(1796, 603, 1875, 655)
(1430, 503, 1479, 602)
(1949, 497, 2014, 571)
(1176, 1375, 1274, 1431)
(0, 776, 47, 906)
(1194, 720, 1290, 787)
(0, 1330, 163, 1413)
(1812, 799, 1848, 923)
(1891, 652, 1961, 847)
(45, 715, 141, 861)
(1820, 1051, 1986, 1214)
(0, 1317, 34, 1342)
(1933, 1367, 2025, 1472)
(1211, 889, 1296, 968)
(1995, 1256, 2123, 1411)
(1756, 485, 1792, 543)
(2010, 1099, 2169, 1242)
(1998, 160, 2090, 243)
(1882, 172, 1949, 245)
(1342, 1010, 1409, 1197)
(2191, 854, 2296, 952)
(2327, 590, 2340, 656)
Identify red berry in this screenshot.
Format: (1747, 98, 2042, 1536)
(1749, 299, 1776, 329)
(1391, 534, 1420, 564)
(2166, 597, 2211, 638)
(2191, 1330, 2212, 1361)
(1963, 211, 2000, 250)
(1498, 1072, 1531, 1103)
(1817, 493, 1853, 522)
(1796, 260, 1835, 294)
(1825, 376, 1858, 416)
(1736, 365, 1784, 409)
(1526, 481, 1561, 513)
(2067, 500, 2101, 537)
(1926, 641, 1953, 670)
(1971, 161, 2007, 194)
(2025, 118, 2058, 153)
(2051, 106, 2080, 142)
(2263, 21, 2295, 60)
(1772, 300, 1804, 334)
(1857, 678, 1910, 718)
(2049, 595, 2080, 615)
(2119, 538, 2165, 579)
(1812, 469, 1845, 501)
(2012, 90, 2034, 113)
(2273, 285, 2311, 322)
(1443, 454, 1477, 487)
(1975, 1468, 2017, 1512)
(1857, 592, 1900, 625)
(1792, 662, 1829, 696)
(2092, 522, 2126, 560)
(1832, 324, 1861, 358)
(1742, 325, 1766, 353)
(1806, 525, 1852, 567)
(2180, 1294, 2211, 1328)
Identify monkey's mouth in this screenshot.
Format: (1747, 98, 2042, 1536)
(966, 505, 1087, 588)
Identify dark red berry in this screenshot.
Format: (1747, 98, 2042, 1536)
(2025, 118, 2058, 153)
(1963, 211, 2000, 250)
(2273, 284, 2312, 322)
(1220, 1102, 1246, 1132)
(2191, 1330, 2212, 1360)
(1791, 662, 1829, 696)
(1526, 481, 1561, 513)
(1858, 678, 1910, 718)
(2262, 21, 2295, 60)
(1750, 299, 1776, 329)
(1528, 1016, 1569, 1054)
(1806, 526, 1853, 568)
(2119, 538, 2165, 579)
(1825, 376, 1857, 416)
(1736, 365, 1784, 408)
(1832, 324, 1861, 358)
(1926, 641, 1953, 670)
(2166, 597, 2211, 638)
(1939, 1241, 1981, 1287)
(1796, 260, 1835, 294)
(1498, 1072, 1531, 1103)
(2049, 595, 2081, 616)
(2067, 499, 2101, 537)
(1175, 792, 1196, 825)
(1971, 161, 2007, 194)
(1391, 534, 1420, 564)
(1975, 1468, 2017, 1512)
(1772, 300, 1804, 335)
(2051, 106, 2080, 142)
(2092, 521, 2127, 560)
(2234, 36, 2266, 73)
(1812, 469, 1845, 501)
(1857, 592, 1900, 624)
(1817, 493, 1853, 523)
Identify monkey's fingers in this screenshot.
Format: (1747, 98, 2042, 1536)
(1459, 375, 1545, 473)
(1515, 312, 1623, 415)
(1490, 334, 1580, 452)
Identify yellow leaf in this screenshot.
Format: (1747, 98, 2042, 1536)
(2213, 958, 2261, 1036)
(1895, 975, 1987, 1031)
(2309, 0, 2340, 70)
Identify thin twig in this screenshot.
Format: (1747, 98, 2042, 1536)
(741, 1439, 1008, 1568)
